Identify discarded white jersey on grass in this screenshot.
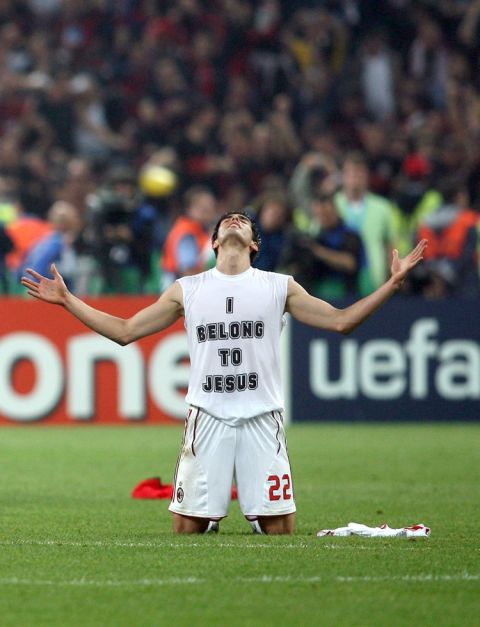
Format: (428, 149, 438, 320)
(317, 522, 431, 538)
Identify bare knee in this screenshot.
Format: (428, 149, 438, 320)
(258, 513, 295, 535)
(172, 513, 210, 534)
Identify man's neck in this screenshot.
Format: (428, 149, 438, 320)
(346, 189, 366, 202)
(215, 244, 252, 275)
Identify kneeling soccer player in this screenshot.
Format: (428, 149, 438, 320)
(22, 211, 427, 534)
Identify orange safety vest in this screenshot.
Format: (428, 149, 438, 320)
(162, 216, 211, 274)
(418, 210, 478, 260)
(6, 217, 53, 269)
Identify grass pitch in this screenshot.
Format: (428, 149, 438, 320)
(1, 423, 479, 627)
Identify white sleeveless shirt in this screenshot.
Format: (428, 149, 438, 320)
(178, 266, 290, 426)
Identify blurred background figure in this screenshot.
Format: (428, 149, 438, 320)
(359, 30, 397, 122)
(334, 151, 395, 295)
(281, 192, 363, 299)
(84, 166, 158, 294)
(391, 151, 442, 257)
(0, 223, 13, 293)
(412, 187, 480, 299)
(252, 191, 291, 271)
(19, 201, 82, 292)
(161, 185, 217, 289)
(3, 198, 53, 292)
(0, 1, 477, 299)
(289, 151, 339, 230)
(71, 74, 127, 162)
(408, 13, 449, 110)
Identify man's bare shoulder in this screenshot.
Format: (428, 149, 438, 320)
(286, 276, 306, 297)
(159, 280, 184, 310)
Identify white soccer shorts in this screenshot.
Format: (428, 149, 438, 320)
(168, 407, 296, 520)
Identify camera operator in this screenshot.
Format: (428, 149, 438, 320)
(289, 151, 339, 230)
(84, 166, 157, 293)
(281, 192, 363, 299)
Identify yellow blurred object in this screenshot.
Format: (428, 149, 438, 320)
(139, 165, 178, 197)
(289, 39, 314, 70)
(0, 202, 17, 225)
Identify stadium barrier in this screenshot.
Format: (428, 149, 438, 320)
(0, 296, 478, 424)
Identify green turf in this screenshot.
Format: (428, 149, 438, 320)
(1, 424, 479, 627)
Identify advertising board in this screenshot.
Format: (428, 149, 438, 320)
(290, 298, 480, 422)
(2, 296, 478, 424)
(0, 297, 189, 424)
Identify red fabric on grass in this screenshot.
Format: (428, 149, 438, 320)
(132, 477, 173, 499)
(132, 477, 238, 500)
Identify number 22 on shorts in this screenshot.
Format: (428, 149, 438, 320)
(267, 474, 292, 501)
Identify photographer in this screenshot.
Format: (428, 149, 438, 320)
(289, 151, 339, 230)
(281, 193, 363, 299)
(85, 167, 157, 293)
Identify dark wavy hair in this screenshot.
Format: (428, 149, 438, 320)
(211, 211, 261, 263)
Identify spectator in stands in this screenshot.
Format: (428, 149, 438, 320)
(20, 201, 81, 292)
(178, 104, 233, 192)
(408, 12, 449, 110)
(71, 74, 127, 161)
(357, 121, 401, 198)
(56, 157, 97, 216)
(281, 192, 363, 299)
(252, 191, 291, 271)
(4, 199, 53, 282)
(267, 94, 302, 165)
(391, 151, 443, 256)
(414, 187, 479, 299)
(0, 1, 479, 298)
(284, 7, 348, 76)
(0, 223, 13, 293)
(161, 186, 217, 289)
(334, 151, 396, 294)
(38, 70, 76, 154)
(359, 30, 396, 122)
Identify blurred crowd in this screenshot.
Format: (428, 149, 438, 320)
(1, 0, 480, 300)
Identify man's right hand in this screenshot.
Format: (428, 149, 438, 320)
(22, 264, 183, 345)
(21, 263, 68, 306)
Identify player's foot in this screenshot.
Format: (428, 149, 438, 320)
(205, 520, 220, 534)
(249, 519, 264, 535)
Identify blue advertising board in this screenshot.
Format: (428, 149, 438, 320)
(290, 297, 480, 422)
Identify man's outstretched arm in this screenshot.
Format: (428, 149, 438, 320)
(21, 263, 184, 345)
(285, 239, 428, 334)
